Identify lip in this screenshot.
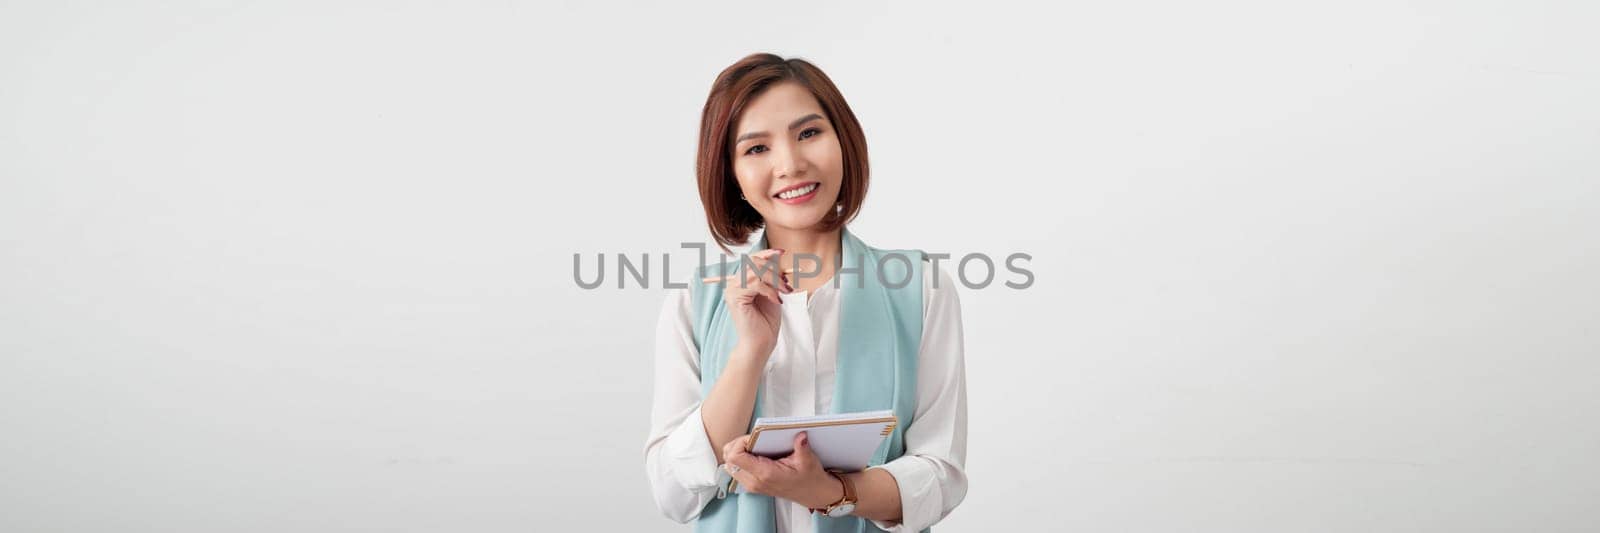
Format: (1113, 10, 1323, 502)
(772, 181, 821, 205)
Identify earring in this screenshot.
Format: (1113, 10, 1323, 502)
(740, 193, 746, 200)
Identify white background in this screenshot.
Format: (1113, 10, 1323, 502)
(3, 1, 1596, 531)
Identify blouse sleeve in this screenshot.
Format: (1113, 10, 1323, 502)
(867, 266, 970, 531)
(642, 287, 727, 523)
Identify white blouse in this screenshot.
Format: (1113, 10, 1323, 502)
(644, 265, 969, 532)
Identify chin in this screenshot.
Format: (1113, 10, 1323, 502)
(765, 208, 832, 232)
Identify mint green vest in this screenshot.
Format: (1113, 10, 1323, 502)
(690, 229, 928, 533)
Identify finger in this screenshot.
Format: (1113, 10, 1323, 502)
(726, 449, 757, 472)
(728, 465, 761, 493)
(726, 448, 774, 486)
(736, 249, 782, 283)
(738, 258, 791, 294)
(724, 281, 776, 310)
(703, 269, 796, 285)
(714, 267, 793, 288)
(700, 249, 786, 284)
(779, 431, 815, 465)
(734, 270, 786, 306)
(754, 276, 784, 305)
(727, 449, 779, 480)
(742, 249, 790, 289)
(723, 435, 751, 461)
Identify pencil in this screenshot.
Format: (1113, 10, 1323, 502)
(700, 269, 794, 284)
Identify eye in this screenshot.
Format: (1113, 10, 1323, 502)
(743, 144, 768, 156)
(799, 127, 822, 140)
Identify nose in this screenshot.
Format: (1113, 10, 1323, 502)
(772, 145, 806, 180)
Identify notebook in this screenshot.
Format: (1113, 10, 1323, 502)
(725, 410, 898, 495)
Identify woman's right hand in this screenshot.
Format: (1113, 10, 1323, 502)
(723, 248, 792, 359)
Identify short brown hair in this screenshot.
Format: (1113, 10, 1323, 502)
(696, 53, 869, 250)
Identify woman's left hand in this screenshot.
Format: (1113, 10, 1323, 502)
(722, 432, 840, 509)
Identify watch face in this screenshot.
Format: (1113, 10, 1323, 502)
(827, 503, 856, 517)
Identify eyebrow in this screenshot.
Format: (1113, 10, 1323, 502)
(733, 113, 824, 145)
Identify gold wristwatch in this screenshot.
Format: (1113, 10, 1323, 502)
(810, 469, 857, 518)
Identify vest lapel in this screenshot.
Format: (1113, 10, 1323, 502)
(691, 229, 925, 533)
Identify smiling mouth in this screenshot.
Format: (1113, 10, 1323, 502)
(774, 182, 819, 200)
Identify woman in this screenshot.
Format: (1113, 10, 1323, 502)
(645, 53, 968, 532)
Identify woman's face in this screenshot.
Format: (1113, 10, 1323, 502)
(729, 81, 844, 234)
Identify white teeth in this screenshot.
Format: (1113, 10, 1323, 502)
(778, 183, 817, 200)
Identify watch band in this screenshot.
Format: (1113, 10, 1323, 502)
(810, 470, 857, 515)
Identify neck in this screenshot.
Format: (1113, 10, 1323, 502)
(763, 225, 842, 290)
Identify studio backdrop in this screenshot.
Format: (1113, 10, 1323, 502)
(2, 1, 1596, 532)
